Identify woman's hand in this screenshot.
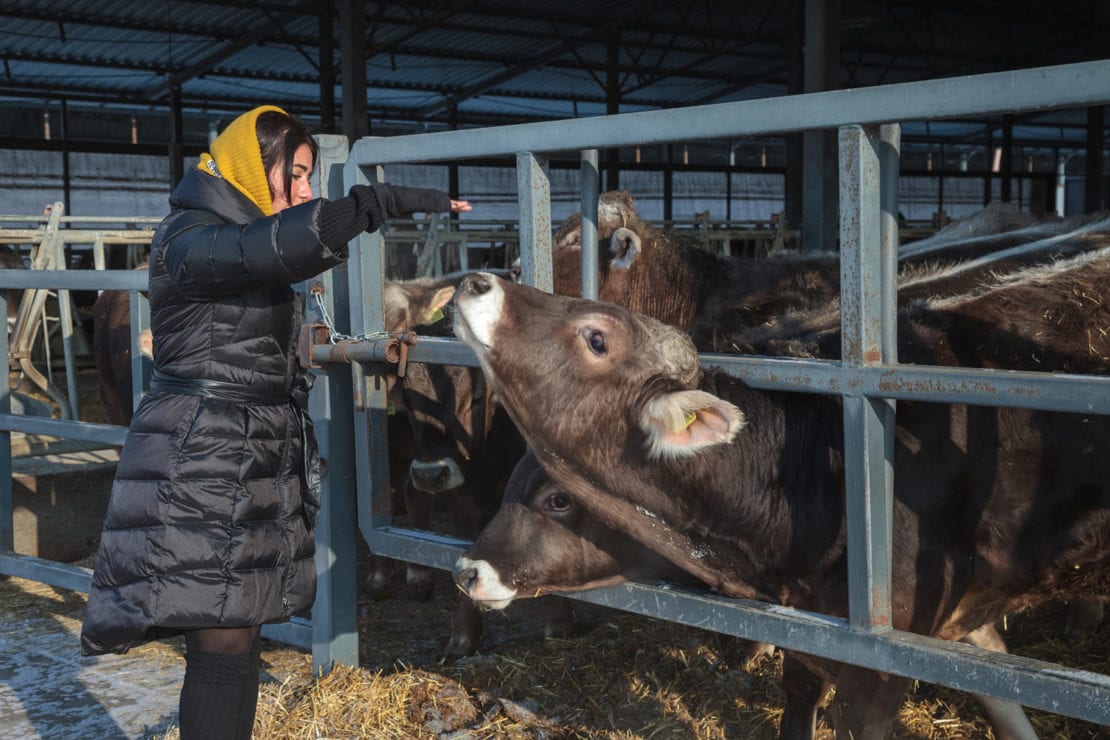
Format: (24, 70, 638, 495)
(450, 199, 472, 213)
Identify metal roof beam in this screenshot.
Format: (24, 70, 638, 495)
(141, 23, 284, 100)
(412, 0, 677, 118)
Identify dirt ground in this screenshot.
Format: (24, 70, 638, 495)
(6, 369, 1107, 738)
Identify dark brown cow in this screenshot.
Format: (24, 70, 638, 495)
(397, 360, 529, 657)
(91, 266, 153, 426)
(450, 257, 1110, 739)
(553, 191, 840, 348)
(376, 270, 565, 657)
(552, 193, 1108, 354)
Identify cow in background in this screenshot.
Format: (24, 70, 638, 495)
(553, 194, 1110, 346)
(451, 256, 1110, 739)
(91, 263, 153, 427)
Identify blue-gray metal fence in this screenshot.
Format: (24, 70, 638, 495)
(324, 59, 1110, 726)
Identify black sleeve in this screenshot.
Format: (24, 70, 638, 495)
(315, 183, 453, 249)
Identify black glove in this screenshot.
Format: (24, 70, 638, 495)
(379, 184, 452, 216)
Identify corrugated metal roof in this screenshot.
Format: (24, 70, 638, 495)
(0, 0, 1105, 160)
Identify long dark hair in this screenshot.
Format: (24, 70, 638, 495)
(256, 110, 318, 202)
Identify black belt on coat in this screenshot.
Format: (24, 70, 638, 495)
(148, 369, 322, 530)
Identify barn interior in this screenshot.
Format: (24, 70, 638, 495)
(1, 3, 1109, 739)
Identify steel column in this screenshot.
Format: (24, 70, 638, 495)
(516, 152, 552, 292)
(343, 156, 393, 555)
(127, 290, 149, 417)
(307, 134, 359, 672)
(0, 286, 9, 553)
(838, 124, 894, 632)
(579, 149, 600, 299)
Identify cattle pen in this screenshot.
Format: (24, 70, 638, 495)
(1, 59, 1109, 733)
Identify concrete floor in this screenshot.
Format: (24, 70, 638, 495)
(0, 576, 184, 739)
(0, 574, 311, 740)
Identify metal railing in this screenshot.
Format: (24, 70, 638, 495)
(317, 59, 1110, 725)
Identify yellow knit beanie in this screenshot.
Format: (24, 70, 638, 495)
(197, 105, 288, 216)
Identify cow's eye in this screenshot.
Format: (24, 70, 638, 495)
(586, 330, 607, 355)
(544, 492, 571, 513)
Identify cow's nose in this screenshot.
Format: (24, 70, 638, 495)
(462, 273, 492, 296)
(453, 564, 478, 593)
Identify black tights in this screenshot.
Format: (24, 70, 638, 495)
(179, 626, 262, 740)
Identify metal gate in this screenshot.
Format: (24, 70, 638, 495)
(309, 59, 1110, 725)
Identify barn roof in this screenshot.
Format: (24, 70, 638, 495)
(0, 1, 1106, 163)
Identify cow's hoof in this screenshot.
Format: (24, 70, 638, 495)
(443, 632, 479, 660)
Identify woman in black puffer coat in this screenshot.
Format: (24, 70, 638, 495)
(80, 105, 468, 740)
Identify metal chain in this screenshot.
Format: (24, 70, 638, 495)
(310, 290, 389, 344)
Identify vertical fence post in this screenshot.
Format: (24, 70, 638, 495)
(0, 287, 10, 553)
(580, 149, 600, 300)
(344, 154, 395, 552)
(128, 290, 150, 415)
(879, 123, 901, 359)
(516, 152, 552, 292)
(838, 124, 894, 633)
(307, 134, 359, 672)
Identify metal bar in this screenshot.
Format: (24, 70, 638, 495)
(579, 149, 600, 299)
(347, 61, 1110, 165)
(52, 237, 80, 420)
(838, 124, 894, 633)
(312, 337, 1110, 416)
(878, 123, 901, 359)
(700, 354, 1110, 414)
(342, 159, 395, 547)
(0, 269, 147, 291)
(262, 617, 312, 651)
(516, 152, 552, 292)
(0, 289, 9, 552)
(0, 553, 91, 593)
(0, 415, 129, 445)
(308, 133, 359, 672)
(128, 290, 149, 416)
(362, 529, 1110, 725)
(312, 336, 478, 367)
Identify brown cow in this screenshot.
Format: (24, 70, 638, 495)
(377, 270, 569, 657)
(551, 193, 1107, 353)
(91, 265, 153, 427)
(450, 255, 1110, 739)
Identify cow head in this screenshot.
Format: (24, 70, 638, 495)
(403, 362, 506, 494)
(454, 271, 743, 463)
(454, 450, 689, 608)
(382, 276, 457, 333)
(552, 190, 648, 297)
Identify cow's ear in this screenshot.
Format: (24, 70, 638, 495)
(638, 389, 745, 459)
(609, 227, 642, 270)
(416, 285, 456, 325)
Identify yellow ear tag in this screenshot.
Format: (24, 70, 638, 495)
(387, 401, 396, 416)
(428, 308, 445, 323)
(669, 410, 697, 433)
